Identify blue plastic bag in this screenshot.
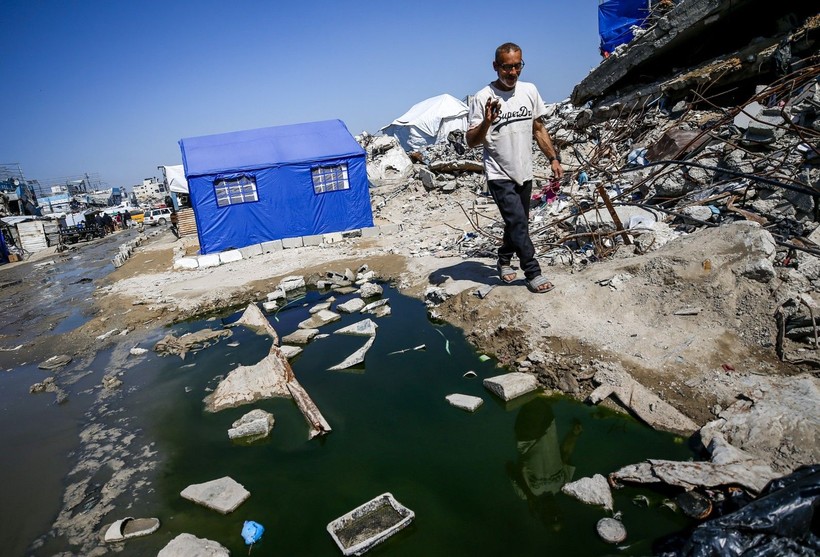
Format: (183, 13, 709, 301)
(241, 520, 265, 545)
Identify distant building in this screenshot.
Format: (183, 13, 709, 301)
(133, 178, 167, 205)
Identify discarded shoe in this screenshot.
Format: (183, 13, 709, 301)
(101, 517, 160, 543)
(497, 262, 516, 283)
(526, 275, 555, 294)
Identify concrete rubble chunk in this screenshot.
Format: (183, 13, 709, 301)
(228, 409, 274, 441)
(309, 301, 332, 314)
(589, 366, 699, 435)
(329, 336, 375, 371)
(282, 328, 319, 345)
(267, 289, 286, 301)
(279, 275, 305, 292)
(358, 282, 383, 298)
(262, 300, 279, 312)
(334, 319, 378, 336)
(370, 304, 392, 318)
(445, 394, 484, 412)
(561, 474, 614, 511)
(287, 379, 332, 438)
(279, 345, 303, 359)
(180, 476, 250, 514)
(337, 298, 366, 313)
(298, 309, 341, 329)
(38, 354, 72, 370)
(232, 303, 279, 343)
(204, 345, 294, 412)
(483, 372, 538, 401)
(158, 533, 230, 556)
(361, 298, 390, 313)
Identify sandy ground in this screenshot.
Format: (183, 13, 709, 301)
(28, 184, 819, 473)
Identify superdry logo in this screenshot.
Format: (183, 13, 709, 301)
(492, 105, 532, 133)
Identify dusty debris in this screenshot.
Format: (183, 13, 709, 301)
(589, 365, 699, 435)
(154, 328, 232, 359)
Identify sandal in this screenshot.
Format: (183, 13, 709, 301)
(497, 262, 516, 283)
(526, 275, 555, 294)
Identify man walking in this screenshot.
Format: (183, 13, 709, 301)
(466, 42, 563, 293)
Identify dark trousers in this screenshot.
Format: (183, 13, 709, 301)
(488, 178, 541, 280)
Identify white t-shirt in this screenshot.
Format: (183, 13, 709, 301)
(468, 81, 548, 185)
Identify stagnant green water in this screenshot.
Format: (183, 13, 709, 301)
(29, 284, 696, 555)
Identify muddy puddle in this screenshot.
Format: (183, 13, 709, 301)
(4, 282, 700, 555)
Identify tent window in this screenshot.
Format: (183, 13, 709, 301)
(311, 164, 349, 194)
(214, 175, 258, 207)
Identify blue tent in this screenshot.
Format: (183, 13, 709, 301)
(599, 0, 650, 55)
(179, 119, 373, 255)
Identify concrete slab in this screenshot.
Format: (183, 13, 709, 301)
(228, 409, 274, 441)
(197, 254, 221, 269)
(360, 226, 380, 238)
(282, 236, 303, 249)
(238, 243, 263, 258)
(282, 328, 319, 345)
(483, 372, 538, 401)
(219, 250, 243, 264)
(279, 275, 305, 292)
(309, 301, 332, 314)
(158, 533, 230, 556)
(360, 298, 389, 313)
(261, 239, 283, 252)
(337, 298, 365, 313)
(298, 309, 341, 329)
(174, 257, 199, 270)
(323, 232, 344, 243)
(335, 319, 378, 336)
(180, 476, 250, 514)
(280, 345, 303, 359)
(303, 234, 323, 246)
(445, 394, 484, 412)
(262, 300, 278, 312)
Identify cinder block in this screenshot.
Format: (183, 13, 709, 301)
(219, 250, 243, 264)
(174, 257, 200, 270)
(261, 239, 283, 252)
(303, 234, 323, 246)
(360, 226, 380, 238)
(323, 232, 344, 244)
(282, 236, 303, 249)
(197, 254, 221, 269)
(239, 243, 263, 258)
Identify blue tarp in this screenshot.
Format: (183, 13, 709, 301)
(179, 120, 373, 255)
(599, 0, 650, 55)
(0, 229, 8, 263)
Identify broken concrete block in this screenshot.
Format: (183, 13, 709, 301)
(238, 244, 263, 258)
(445, 394, 484, 412)
(298, 309, 341, 329)
(228, 409, 274, 441)
(370, 305, 392, 318)
(303, 234, 323, 246)
(282, 328, 319, 345)
(197, 254, 221, 269)
(740, 259, 775, 283)
(561, 474, 614, 511)
(733, 101, 763, 130)
(267, 289, 286, 301)
(279, 345, 302, 359)
(279, 275, 305, 292)
(418, 167, 437, 190)
(261, 239, 283, 252)
(483, 372, 538, 401)
(262, 300, 278, 312)
(174, 257, 199, 270)
(232, 303, 279, 343)
(158, 533, 229, 557)
(180, 476, 250, 514)
(219, 250, 243, 264)
(309, 301, 332, 314)
(329, 336, 375, 370)
(361, 298, 389, 314)
(282, 236, 303, 249)
(337, 298, 365, 313)
(335, 319, 378, 336)
(359, 282, 383, 298)
(204, 346, 292, 412)
(597, 518, 626, 544)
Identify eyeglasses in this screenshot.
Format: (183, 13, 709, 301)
(499, 61, 525, 72)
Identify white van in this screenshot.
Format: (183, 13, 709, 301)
(144, 207, 173, 226)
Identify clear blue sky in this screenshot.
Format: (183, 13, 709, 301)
(1, 1, 602, 190)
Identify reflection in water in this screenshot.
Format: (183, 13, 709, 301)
(507, 396, 583, 531)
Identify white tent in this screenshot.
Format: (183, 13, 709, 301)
(380, 94, 468, 152)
